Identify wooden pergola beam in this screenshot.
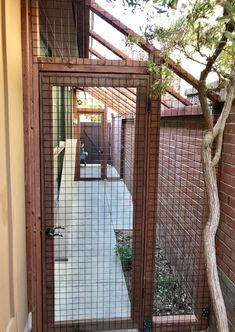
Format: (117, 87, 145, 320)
(161, 99, 170, 109)
(89, 34, 191, 108)
(89, 47, 106, 60)
(88, 88, 130, 115)
(126, 87, 137, 96)
(167, 86, 192, 106)
(90, 1, 154, 54)
(115, 87, 136, 103)
(90, 29, 128, 60)
(88, 89, 121, 113)
(105, 87, 136, 109)
(98, 87, 136, 113)
(88, 55, 169, 109)
(89, 31, 190, 107)
(90, 1, 221, 103)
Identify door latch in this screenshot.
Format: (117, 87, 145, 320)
(46, 226, 65, 237)
(143, 320, 153, 332)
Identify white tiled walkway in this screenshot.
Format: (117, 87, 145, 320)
(54, 139, 133, 322)
(80, 163, 120, 178)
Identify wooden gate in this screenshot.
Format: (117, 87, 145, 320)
(39, 64, 160, 331)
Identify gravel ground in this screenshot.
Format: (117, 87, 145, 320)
(115, 230, 193, 316)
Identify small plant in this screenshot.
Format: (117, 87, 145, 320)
(158, 275, 177, 288)
(115, 243, 132, 270)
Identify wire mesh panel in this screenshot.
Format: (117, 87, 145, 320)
(31, 0, 90, 61)
(152, 102, 211, 331)
(30, 0, 148, 63)
(40, 72, 152, 331)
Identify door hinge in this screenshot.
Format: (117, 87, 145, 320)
(143, 319, 153, 332)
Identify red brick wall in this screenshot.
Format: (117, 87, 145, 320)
(218, 104, 235, 283)
(215, 103, 235, 332)
(111, 117, 135, 194)
(122, 119, 135, 194)
(111, 115, 122, 175)
(157, 115, 208, 298)
(157, 106, 235, 331)
(112, 105, 235, 330)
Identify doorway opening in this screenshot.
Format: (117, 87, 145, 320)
(40, 74, 150, 331)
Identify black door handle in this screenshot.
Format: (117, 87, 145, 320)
(46, 226, 64, 237)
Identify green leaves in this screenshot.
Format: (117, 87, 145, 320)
(125, 34, 140, 46)
(152, 0, 178, 13)
(146, 61, 174, 95)
(224, 0, 235, 15)
(110, 0, 235, 91)
(225, 31, 235, 40)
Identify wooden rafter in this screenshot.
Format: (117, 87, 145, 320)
(88, 88, 131, 115)
(90, 1, 153, 54)
(161, 99, 170, 109)
(116, 86, 169, 108)
(87, 88, 121, 113)
(89, 31, 191, 107)
(126, 87, 137, 96)
(89, 38, 188, 108)
(89, 47, 106, 60)
(115, 87, 136, 102)
(98, 87, 136, 113)
(90, 29, 128, 60)
(167, 86, 192, 106)
(90, 1, 221, 103)
(105, 87, 136, 109)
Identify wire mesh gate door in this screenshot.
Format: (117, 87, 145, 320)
(40, 71, 158, 331)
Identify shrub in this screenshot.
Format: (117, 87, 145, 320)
(115, 243, 132, 270)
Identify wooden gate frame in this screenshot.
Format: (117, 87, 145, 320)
(22, 38, 161, 331)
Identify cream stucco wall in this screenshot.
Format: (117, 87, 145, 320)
(0, 0, 28, 331)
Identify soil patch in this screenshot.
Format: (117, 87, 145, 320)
(115, 230, 193, 316)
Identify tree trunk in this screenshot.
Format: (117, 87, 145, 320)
(202, 137, 229, 332)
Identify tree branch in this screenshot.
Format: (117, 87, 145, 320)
(198, 81, 214, 129)
(213, 61, 235, 136)
(212, 129, 224, 167)
(198, 16, 235, 129)
(200, 18, 234, 82)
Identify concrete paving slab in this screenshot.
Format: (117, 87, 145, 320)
(54, 142, 134, 322)
(80, 164, 120, 178)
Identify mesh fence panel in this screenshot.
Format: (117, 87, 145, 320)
(41, 73, 152, 331)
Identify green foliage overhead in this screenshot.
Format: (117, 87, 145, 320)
(107, 0, 178, 11)
(146, 61, 174, 95)
(108, 0, 235, 95)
